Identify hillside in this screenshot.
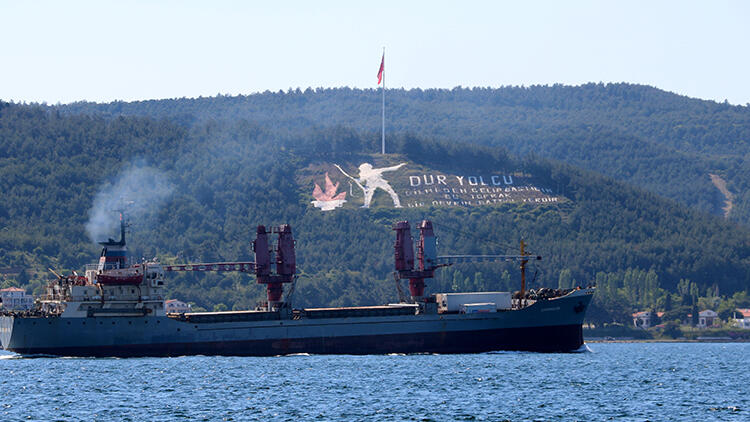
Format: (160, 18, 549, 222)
(57, 84, 750, 223)
(2, 101, 750, 325)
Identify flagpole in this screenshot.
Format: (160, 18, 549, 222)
(381, 47, 385, 155)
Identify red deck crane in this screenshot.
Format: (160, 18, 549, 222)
(393, 220, 540, 302)
(163, 224, 296, 311)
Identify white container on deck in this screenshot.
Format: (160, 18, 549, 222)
(435, 292, 512, 312)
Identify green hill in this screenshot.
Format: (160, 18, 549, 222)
(56, 84, 750, 223)
(2, 100, 750, 324)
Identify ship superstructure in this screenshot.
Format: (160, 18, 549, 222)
(40, 213, 166, 318)
(0, 217, 594, 357)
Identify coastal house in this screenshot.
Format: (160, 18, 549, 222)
(632, 311, 665, 329)
(0, 287, 34, 311)
(632, 311, 650, 329)
(734, 309, 750, 329)
(165, 299, 192, 314)
(633, 311, 651, 328)
(697, 309, 719, 328)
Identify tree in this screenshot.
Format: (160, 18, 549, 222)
(662, 292, 673, 311)
(662, 321, 682, 339)
(16, 269, 29, 286)
(558, 269, 573, 290)
(691, 303, 699, 326)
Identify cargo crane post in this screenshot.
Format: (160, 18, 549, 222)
(164, 224, 297, 312)
(394, 220, 541, 307)
(394, 220, 443, 301)
(253, 224, 296, 312)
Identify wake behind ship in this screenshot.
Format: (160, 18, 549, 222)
(0, 217, 594, 357)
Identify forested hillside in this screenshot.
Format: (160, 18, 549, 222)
(2, 99, 750, 325)
(58, 84, 750, 223)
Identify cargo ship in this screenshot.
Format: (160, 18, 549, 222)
(0, 217, 594, 357)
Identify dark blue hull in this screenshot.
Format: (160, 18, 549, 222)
(1, 290, 593, 357)
(3, 324, 584, 357)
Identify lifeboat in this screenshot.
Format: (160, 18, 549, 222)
(96, 268, 144, 286)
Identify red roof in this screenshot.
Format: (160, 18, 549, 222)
(0, 287, 24, 292)
(736, 308, 750, 318)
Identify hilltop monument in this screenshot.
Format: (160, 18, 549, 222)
(335, 162, 406, 208)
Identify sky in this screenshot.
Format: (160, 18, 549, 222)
(1, 0, 749, 105)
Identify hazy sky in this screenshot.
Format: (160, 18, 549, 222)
(2, 0, 748, 105)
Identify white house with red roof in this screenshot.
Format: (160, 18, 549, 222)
(632, 311, 664, 329)
(0, 287, 34, 311)
(734, 309, 750, 329)
(697, 310, 719, 328)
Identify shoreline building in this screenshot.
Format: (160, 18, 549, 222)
(0, 287, 34, 311)
(734, 309, 750, 329)
(697, 310, 719, 328)
(632, 311, 664, 329)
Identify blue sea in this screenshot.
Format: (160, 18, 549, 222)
(1, 342, 748, 421)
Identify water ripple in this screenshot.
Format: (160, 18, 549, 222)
(1, 343, 750, 421)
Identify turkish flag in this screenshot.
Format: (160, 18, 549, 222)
(377, 53, 384, 85)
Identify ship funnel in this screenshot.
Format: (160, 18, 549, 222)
(97, 212, 129, 270)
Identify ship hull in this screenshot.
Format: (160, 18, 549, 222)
(1, 290, 592, 357)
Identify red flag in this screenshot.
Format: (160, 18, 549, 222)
(377, 53, 384, 85)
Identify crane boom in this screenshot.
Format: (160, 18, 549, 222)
(162, 224, 296, 311)
(435, 255, 540, 265)
(164, 262, 256, 272)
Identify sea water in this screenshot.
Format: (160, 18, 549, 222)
(1, 342, 748, 421)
